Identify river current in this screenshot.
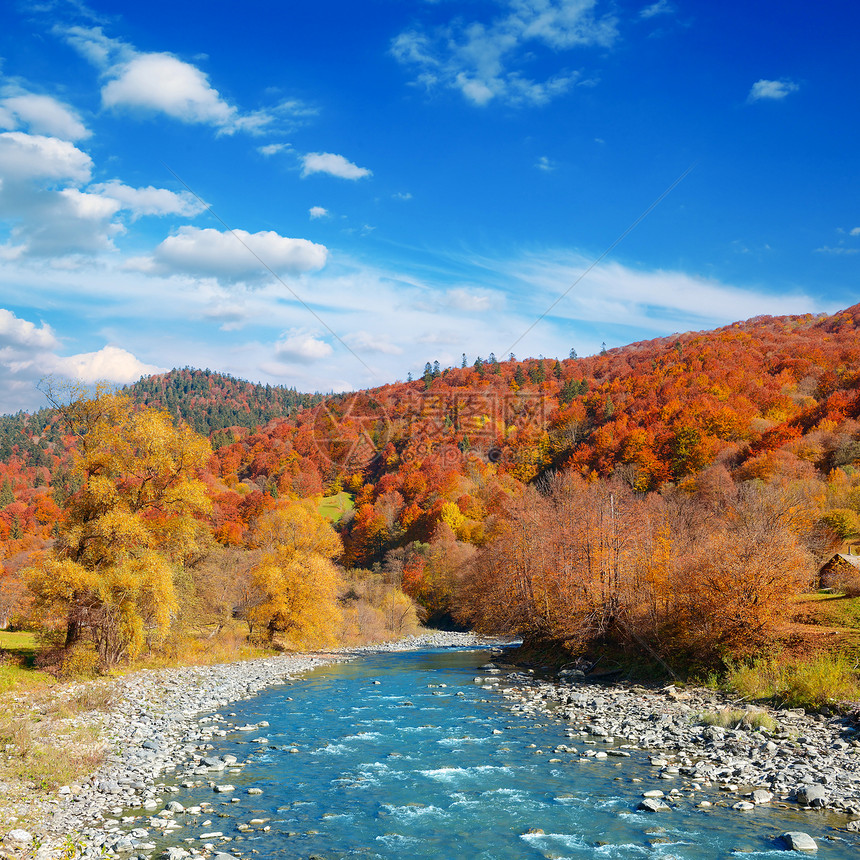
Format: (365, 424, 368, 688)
(168, 648, 856, 859)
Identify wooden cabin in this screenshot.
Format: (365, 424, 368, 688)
(819, 553, 860, 594)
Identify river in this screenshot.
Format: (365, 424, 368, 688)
(162, 647, 857, 858)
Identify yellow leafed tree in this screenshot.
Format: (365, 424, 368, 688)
(27, 383, 212, 667)
(247, 501, 344, 648)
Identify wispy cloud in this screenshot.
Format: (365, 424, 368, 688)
(639, 0, 672, 19)
(535, 155, 556, 171)
(748, 78, 799, 102)
(391, 0, 617, 106)
(309, 206, 329, 219)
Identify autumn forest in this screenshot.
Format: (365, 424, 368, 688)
(3, 305, 860, 685)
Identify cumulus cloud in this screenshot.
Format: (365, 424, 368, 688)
(309, 206, 329, 219)
(101, 52, 237, 126)
(391, 0, 617, 106)
(89, 181, 207, 218)
(128, 226, 328, 282)
(0, 307, 163, 413)
(60, 25, 311, 135)
(301, 152, 372, 180)
(748, 79, 799, 102)
(0, 308, 59, 351)
(0, 93, 90, 140)
(53, 344, 163, 383)
(275, 331, 333, 362)
(0, 131, 212, 259)
(0, 131, 92, 183)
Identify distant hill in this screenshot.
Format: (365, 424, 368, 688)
(124, 368, 325, 447)
(0, 368, 324, 467)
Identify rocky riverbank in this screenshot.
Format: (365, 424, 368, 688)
(476, 655, 860, 850)
(1, 631, 493, 859)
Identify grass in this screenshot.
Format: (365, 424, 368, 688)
(0, 630, 54, 694)
(725, 652, 860, 710)
(317, 491, 355, 523)
(700, 707, 777, 731)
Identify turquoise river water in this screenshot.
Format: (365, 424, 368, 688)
(169, 648, 858, 859)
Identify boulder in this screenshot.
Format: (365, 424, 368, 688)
(780, 831, 817, 852)
(796, 785, 827, 808)
(637, 798, 670, 812)
(4, 830, 33, 845)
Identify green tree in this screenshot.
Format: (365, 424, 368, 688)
(0, 478, 13, 507)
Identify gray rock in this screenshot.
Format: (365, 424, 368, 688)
(637, 798, 670, 812)
(4, 829, 33, 845)
(796, 785, 827, 807)
(780, 831, 817, 852)
(752, 789, 774, 805)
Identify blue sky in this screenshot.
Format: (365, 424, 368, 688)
(0, 0, 857, 412)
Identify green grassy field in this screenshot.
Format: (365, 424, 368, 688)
(0, 631, 53, 693)
(317, 491, 355, 523)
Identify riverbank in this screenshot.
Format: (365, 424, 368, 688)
(0, 631, 492, 858)
(482, 658, 860, 829)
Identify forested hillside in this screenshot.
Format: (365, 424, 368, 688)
(2, 306, 860, 679)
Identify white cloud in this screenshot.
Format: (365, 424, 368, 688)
(504, 251, 817, 330)
(129, 226, 328, 282)
(101, 52, 237, 127)
(309, 206, 329, 219)
(275, 331, 333, 363)
(536, 155, 555, 171)
(61, 25, 311, 135)
(640, 0, 672, 18)
(0, 93, 90, 141)
(0, 159, 123, 258)
(850, 227, 860, 237)
(391, 0, 617, 106)
(446, 288, 500, 312)
(815, 246, 859, 256)
(0, 307, 163, 412)
(89, 180, 207, 218)
(393, 192, 413, 201)
(0, 132, 210, 259)
(0, 308, 59, 351)
(0, 131, 92, 183)
(52, 344, 163, 384)
(343, 331, 403, 355)
(301, 152, 372, 180)
(258, 142, 292, 156)
(748, 79, 799, 102)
